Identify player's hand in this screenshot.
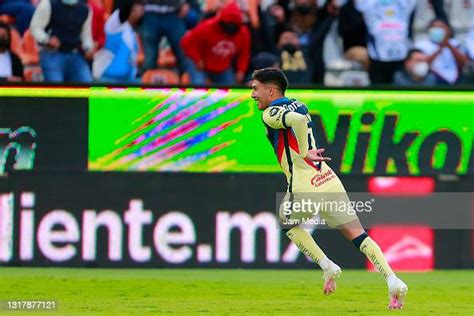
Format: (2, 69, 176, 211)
(305, 148, 331, 162)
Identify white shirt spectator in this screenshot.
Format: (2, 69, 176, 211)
(93, 9, 139, 80)
(104, 10, 137, 53)
(465, 26, 474, 61)
(0, 51, 12, 77)
(355, 0, 417, 62)
(415, 38, 464, 84)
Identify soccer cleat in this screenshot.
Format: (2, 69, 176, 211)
(387, 277, 408, 309)
(322, 262, 342, 295)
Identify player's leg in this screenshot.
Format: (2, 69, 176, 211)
(318, 173, 409, 309)
(337, 219, 408, 309)
(284, 226, 341, 295)
(280, 192, 341, 295)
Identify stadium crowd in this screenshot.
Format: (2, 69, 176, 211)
(0, 0, 473, 86)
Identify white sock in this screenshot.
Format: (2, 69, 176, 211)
(386, 273, 397, 287)
(319, 257, 332, 271)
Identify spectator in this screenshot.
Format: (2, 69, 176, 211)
(338, 0, 369, 70)
(309, 0, 343, 84)
(277, 29, 310, 83)
(428, 0, 448, 24)
(393, 49, 436, 86)
(93, 0, 144, 83)
(271, 0, 320, 82)
(203, 0, 272, 55)
(202, 0, 223, 18)
(414, 19, 469, 84)
(0, 0, 35, 35)
(184, 0, 201, 29)
(355, 0, 417, 84)
(0, 21, 23, 81)
(236, 0, 271, 56)
(140, 0, 189, 76)
(89, 0, 106, 50)
(181, 2, 250, 84)
(466, 27, 474, 60)
(30, 0, 94, 82)
(261, 0, 285, 46)
(245, 50, 279, 82)
(250, 51, 279, 70)
(278, 0, 318, 51)
(460, 25, 474, 83)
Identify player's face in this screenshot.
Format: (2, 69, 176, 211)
(251, 80, 273, 110)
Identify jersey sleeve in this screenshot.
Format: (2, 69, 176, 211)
(263, 106, 309, 158)
(262, 106, 289, 129)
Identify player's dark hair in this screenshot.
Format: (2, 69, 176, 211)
(252, 68, 289, 93)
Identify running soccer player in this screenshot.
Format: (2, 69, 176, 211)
(251, 68, 408, 309)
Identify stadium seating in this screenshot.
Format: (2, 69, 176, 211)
(142, 69, 180, 85)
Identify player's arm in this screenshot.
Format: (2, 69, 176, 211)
(263, 106, 331, 162)
(263, 106, 310, 157)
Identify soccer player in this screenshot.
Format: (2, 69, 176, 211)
(251, 68, 408, 309)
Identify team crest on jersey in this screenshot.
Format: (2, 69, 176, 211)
(269, 108, 279, 117)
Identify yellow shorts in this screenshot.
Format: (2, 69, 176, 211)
(279, 164, 359, 228)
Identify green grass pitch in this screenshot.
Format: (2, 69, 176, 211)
(0, 268, 473, 315)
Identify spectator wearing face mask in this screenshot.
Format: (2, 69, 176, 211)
(277, 29, 310, 83)
(29, 0, 94, 82)
(393, 49, 436, 86)
(414, 19, 469, 84)
(279, 0, 317, 52)
(180, 2, 251, 84)
(0, 21, 23, 81)
(355, 0, 417, 84)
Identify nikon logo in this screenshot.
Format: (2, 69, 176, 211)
(0, 127, 37, 174)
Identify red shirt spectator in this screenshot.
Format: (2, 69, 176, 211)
(181, 2, 250, 82)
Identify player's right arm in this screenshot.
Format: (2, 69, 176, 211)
(263, 106, 331, 162)
(263, 106, 310, 158)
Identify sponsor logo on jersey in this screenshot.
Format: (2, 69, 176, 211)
(310, 169, 336, 187)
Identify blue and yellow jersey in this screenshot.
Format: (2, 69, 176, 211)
(262, 97, 338, 193)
